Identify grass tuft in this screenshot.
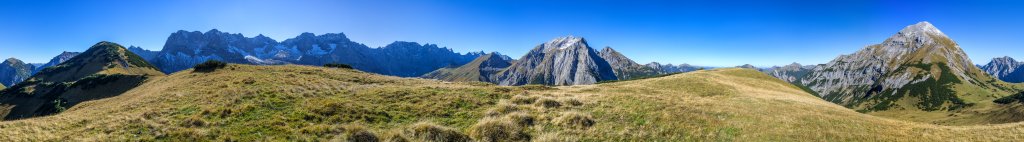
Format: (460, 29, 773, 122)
(554, 111, 595, 129)
(533, 97, 561, 109)
(405, 122, 471, 142)
(510, 95, 538, 105)
(469, 117, 530, 142)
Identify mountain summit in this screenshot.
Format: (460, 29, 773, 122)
(795, 21, 1013, 113)
(0, 41, 164, 120)
(494, 36, 617, 85)
(981, 56, 1024, 83)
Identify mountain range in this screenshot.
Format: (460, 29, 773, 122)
(149, 30, 482, 77)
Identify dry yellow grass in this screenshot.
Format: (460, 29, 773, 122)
(2, 65, 1024, 141)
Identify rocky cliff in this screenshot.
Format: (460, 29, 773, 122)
(494, 36, 618, 86)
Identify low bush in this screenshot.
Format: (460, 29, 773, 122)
(324, 63, 354, 69)
(405, 122, 471, 142)
(193, 60, 227, 72)
(995, 92, 1024, 104)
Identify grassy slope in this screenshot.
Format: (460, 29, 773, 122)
(2, 66, 1024, 141)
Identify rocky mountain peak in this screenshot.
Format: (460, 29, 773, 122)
(543, 36, 588, 51)
(495, 36, 616, 86)
(3, 58, 23, 65)
(991, 56, 1018, 64)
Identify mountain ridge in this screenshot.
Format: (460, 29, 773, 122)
(0, 41, 164, 120)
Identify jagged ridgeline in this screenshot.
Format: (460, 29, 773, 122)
(0, 41, 164, 120)
(764, 22, 1024, 124)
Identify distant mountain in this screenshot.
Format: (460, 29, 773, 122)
(150, 29, 480, 77)
(421, 52, 513, 82)
(796, 21, 1015, 112)
(0, 58, 34, 87)
(126, 46, 158, 61)
(0, 41, 164, 120)
(980, 56, 1024, 83)
(736, 64, 761, 70)
(31, 51, 81, 74)
(494, 36, 618, 86)
(645, 62, 703, 73)
(763, 63, 815, 84)
(598, 47, 660, 79)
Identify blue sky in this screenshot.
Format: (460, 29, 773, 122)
(1, 0, 1023, 67)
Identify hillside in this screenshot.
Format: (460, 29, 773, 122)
(0, 41, 164, 120)
(421, 52, 512, 82)
(2, 64, 1024, 141)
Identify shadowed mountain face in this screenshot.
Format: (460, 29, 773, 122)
(0, 58, 33, 87)
(981, 56, 1024, 83)
(494, 36, 618, 86)
(0, 41, 164, 120)
(788, 21, 1016, 112)
(150, 30, 481, 76)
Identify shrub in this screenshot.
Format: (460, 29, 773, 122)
(554, 112, 595, 129)
(193, 60, 227, 72)
(324, 63, 354, 69)
(405, 122, 471, 142)
(469, 118, 530, 142)
(533, 97, 561, 109)
(995, 92, 1024, 104)
(510, 95, 538, 105)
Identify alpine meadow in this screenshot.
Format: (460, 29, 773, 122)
(2, 0, 1024, 141)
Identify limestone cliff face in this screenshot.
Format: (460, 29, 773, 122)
(797, 21, 1004, 111)
(495, 36, 617, 86)
(981, 56, 1024, 83)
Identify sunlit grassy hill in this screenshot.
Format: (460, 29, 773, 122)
(1, 65, 1023, 141)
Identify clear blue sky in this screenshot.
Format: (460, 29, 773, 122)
(1, 0, 1023, 67)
